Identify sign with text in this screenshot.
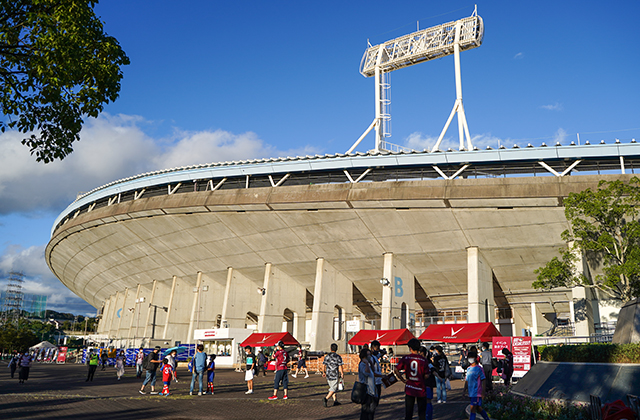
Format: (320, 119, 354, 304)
(491, 336, 532, 379)
(346, 320, 361, 333)
(511, 336, 532, 378)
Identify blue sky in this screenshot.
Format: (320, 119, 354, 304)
(1, 0, 639, 315)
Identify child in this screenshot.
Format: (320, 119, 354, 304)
(466, 352, 491, 420)
(244, 346, 256, 394)
(161, 358, 173, 396)
(207, 354, 216, 395)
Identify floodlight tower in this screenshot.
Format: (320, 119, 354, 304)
(347, 6, 483, 154)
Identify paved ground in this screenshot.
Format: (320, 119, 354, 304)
(0, 362, 470, 419)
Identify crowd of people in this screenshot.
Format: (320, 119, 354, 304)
(7, 338, 515, 419)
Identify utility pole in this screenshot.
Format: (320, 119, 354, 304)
(149, 304, 167, 339)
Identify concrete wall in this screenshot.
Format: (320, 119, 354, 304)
(309, 258, 354, 351)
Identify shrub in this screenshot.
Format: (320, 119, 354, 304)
(538, 343, 640, 363)
(484, 385, 590, 420)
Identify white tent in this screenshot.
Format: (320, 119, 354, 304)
(30, 341, 57, 350)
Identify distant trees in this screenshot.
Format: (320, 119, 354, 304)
(534, 177, 640, 302)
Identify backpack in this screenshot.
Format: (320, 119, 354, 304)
(142, 353, 152, 370)
(495, 359, 504, 374)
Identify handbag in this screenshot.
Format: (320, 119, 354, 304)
(351, 381, 368, 404)
(337, 378, 344, 391)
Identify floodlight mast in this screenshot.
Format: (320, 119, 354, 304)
(347, 6, 483, 154)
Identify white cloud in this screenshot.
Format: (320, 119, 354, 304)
(0, 245, 96, 316)
(553, 128, 568, 144)
(403, 131, 514, 151)
(0, 114, 320, 214)
(540, 102, 563, 111)
(514, 52, 524, 59)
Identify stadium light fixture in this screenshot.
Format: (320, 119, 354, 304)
(348, 6, 483, 154)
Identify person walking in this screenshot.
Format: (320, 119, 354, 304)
(433, 345, 450, 403)
(244, 345, 256, 394)
(357, 348, 378, 420)
(190, 344, 207, 396)
(480, 342, 493, 392)
(165, 349, 179, 383)
(115, 350, 125, 381)
(268, 341, 289, 400)
(135, 347, 144, 378)
(160, 358, 174, 396)
(292, 345, 309, 378)
(100, 349, 108, 371)
(394, 338, 431, 420)
(321, 343, 344, 407)
(8, 351, 19, 379)
(466, 352, 492, 420)
(370, 340, 384, 405)
(257, 349, 267, 376)
(501, 348, 514, 386)
(139, 346, 162, 395)
(18, 351, 33, 384)
(86, 349, 99, 381)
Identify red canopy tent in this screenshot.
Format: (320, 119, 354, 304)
(348, 329, 416, 346)
(418, 322, 502, 343)
(240, 332, 299, 347)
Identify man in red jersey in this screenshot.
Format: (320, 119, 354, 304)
(394, 338, 431, 420)
(268, 341, 290, 400)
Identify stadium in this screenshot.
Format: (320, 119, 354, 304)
(45, 9, 637, 353)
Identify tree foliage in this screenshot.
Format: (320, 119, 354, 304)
(534, 177, 640, 302)
(0, 0, 129, 163)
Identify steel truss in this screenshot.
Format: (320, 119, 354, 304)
(349, 7, 484, 154)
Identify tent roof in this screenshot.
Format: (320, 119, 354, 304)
(240, 332, 299, 347)
(30, 341, 57, 349)
(348, 329, 416, 346)
(418, 322, 502, 343)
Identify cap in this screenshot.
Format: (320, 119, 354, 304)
(276, 341, 284, 348)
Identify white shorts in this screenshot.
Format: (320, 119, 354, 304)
(245, 370, 254, 381)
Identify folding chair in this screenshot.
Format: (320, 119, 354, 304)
(590, 394, 603, 420)
(628, 394, 639, 420)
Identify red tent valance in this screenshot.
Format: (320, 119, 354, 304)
(418, 322, 502, 343)
(348, 329, 416, 346)
(240, 332, 299, 347)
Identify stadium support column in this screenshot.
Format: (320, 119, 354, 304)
(381, 253, 416, 331)
(98, 295, 113, 334)
(309, 258, 354, 352)
(221, 267, 263, 329)
(162, 276, 177, 340)
(569, 244, 596, 336)
(108, 291, 121, 337)
(187, 271, 202, 345)
(128, 284, 142, 346)
(258, 263, 307, 340)
(142, 280, 158, 340)
(530, 302, 548, 336)
(467, 246, 495, 323)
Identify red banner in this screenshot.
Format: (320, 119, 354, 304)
(511, 336, 532, 375)
(57, 347, 68, 363)
(491, 336, 511, 359)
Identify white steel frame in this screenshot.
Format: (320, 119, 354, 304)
(348, 7, 483, 154)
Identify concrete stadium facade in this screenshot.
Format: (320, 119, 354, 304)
(46, 143, 640, 350)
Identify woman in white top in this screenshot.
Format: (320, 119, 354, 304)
(358, 348, 378, 420)
(115, 350, 125, 380)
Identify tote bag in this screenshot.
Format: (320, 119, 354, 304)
(351, 381, 368, 404)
